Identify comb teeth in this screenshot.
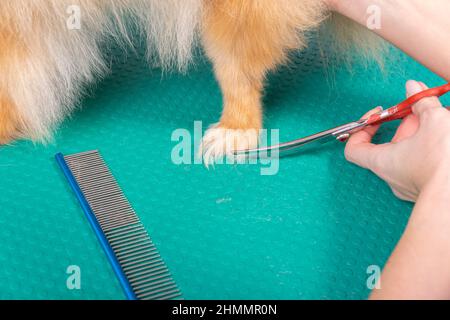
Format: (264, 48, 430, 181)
(59, 150, 181, 300)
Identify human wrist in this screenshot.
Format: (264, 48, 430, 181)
(424, 142, 450, 191)
(411, 161, 450, 221)
(329, 0, 382, 15)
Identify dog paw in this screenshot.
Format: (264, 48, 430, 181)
(199, 124, 259, 167)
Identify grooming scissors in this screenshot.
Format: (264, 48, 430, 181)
(235, 83, 450, 158)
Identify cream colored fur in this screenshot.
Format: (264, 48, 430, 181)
(0, 0, 383, 155)
(0, 0, 202, 140)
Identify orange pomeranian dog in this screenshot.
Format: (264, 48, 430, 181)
(0, 0, 383, 164)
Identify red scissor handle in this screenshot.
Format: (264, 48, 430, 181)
(366, 83, 450, 126)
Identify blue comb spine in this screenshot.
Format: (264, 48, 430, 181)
(55, 153, 136, 300)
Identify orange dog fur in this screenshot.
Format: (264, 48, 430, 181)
(0, 25, 24, 143)
(0, 1, 382, 163)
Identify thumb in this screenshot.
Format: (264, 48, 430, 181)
(344, 106, 384, 169)
(406, 80, 442, 116)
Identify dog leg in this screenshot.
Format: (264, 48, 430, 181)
(200, 0, 326, 165)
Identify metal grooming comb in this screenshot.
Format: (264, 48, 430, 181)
(56, 150, 181, 300)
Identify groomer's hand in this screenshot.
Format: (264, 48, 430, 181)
(345, 80, 450, 202)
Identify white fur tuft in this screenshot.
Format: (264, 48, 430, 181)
(200, 124, 259, 167)
(139, 0, 203, 71)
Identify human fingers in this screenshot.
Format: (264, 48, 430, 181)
(406, 80, 442, 116)
(345, 107, 384, 169)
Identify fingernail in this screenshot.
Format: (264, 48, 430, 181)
(418, 81, 428, 89)
(406, 80, 423, 97)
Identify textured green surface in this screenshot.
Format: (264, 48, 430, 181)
(0, 39, 448, 300)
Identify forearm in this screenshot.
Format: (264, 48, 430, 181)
(370, 166, 450, 299)
(331, 0, 450, 81)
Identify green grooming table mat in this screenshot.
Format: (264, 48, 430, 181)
(0, 38, 447, 300)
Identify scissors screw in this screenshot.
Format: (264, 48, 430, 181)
(336, 133, 350, 142)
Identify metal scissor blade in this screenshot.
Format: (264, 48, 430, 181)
(234, 119, 367, 158)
